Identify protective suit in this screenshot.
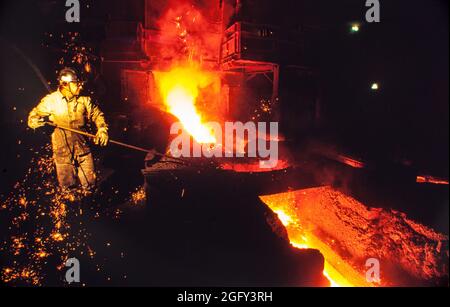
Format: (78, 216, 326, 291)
(28, 69, 108, 192)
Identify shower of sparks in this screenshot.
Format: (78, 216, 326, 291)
(0, 144, 90, 285)
(0, 143, 145, 286)
(43, 31, 100, 96)
(130, 186, 146, 206)
(252, 98, 278, 121)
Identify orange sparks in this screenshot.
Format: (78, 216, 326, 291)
(36, 251, 48, 258)
(12, 236, 25, 255)
(51, 232, 64, 242)
(18, 197, 27, 207)
(131, 186, 146, 205)
(2, 268, 40, 285)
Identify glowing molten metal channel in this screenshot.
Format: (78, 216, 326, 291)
(155, 66, 217, 144)
(271, 208, 354, 287)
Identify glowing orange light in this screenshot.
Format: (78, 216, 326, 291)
(155, 65, 218, 144)
(261, 205, 356, 287)
(131, 186, 146, 205)
(416, 175, 449, 185)
(51, 232, 64, 242)
(274, 209, 294, 227)
(37, 251, 48, 258)
(337, 155, 365, 169)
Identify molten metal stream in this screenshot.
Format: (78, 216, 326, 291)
(155, 65, 219, 144)
(264, 203, 368, 287)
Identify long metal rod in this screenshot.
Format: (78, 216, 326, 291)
(46, 123, 185, 162)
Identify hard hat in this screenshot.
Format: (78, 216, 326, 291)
(58, 67, 79, 83)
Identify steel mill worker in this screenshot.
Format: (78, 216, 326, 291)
(28, 67, 109, 194)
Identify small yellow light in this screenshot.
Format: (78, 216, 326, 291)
(371, 83, 379, 90)
(351, 24, 360, 32)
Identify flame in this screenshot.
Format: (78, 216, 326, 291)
(156, 4, 221, 64)
(155, 65, 218, 144)
(153, 2, 222, 144)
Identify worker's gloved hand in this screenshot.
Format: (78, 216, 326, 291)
(29, 116, 47, 129)
(95, 127, 109, 147)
